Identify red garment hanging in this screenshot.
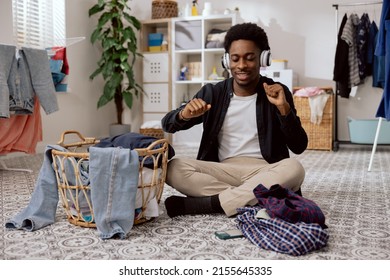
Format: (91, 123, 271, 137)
(0, 97, 43, 155)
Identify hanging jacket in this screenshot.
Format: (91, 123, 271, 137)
(0, 44, 58, 118)
(333, 13, 351, 98)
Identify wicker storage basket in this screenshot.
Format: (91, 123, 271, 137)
(51, 130, 169, 228)
(140, 128, 165, 139)
(152, 0, 178, 19)
(293, 91, 334, 151)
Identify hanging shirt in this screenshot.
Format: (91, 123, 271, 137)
(341, 13, 361, 88)
(357, 13, 371, 81)
(333, 13, 351, 98)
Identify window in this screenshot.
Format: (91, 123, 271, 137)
(12, 0, 65, 49)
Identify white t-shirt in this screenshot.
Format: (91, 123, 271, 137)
(218, 93, 262, 161)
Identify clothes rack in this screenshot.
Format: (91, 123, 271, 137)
(332, 2, 384, 171)
(45, 36, 85, 56)
(0, 36, 85, 56)
(332, 1, 383, 151)
(0, 36, 85, 173)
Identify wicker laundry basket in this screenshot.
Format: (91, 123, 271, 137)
(293, 88, 334, 151)
(51, 130, 169, 228)
(140, 128, 165, 139)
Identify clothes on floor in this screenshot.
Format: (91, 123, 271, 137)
(253, 184, 327, 229)
(5, 145, 68, 231)
(236, 206, 329, 256)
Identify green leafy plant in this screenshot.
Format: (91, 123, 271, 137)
(89, 0, 142, 124)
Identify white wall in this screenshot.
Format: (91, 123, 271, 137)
(0, 0, 385, 153)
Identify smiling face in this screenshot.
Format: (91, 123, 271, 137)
(229, 39, 261, 96)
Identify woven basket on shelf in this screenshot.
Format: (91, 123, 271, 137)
(293, 90, 334, 151)
(51, 130, 169, 228)
(152, 0, 178, 19)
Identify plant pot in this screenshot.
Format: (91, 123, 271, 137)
(109, 123, 131, 137)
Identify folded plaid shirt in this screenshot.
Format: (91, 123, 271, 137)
(236, 206, 329, 256)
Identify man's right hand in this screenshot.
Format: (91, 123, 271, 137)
(181, 98, 211, 120)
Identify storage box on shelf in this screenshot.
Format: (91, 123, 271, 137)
(148, 32, 164, 51)
(293, 88, 334, 151)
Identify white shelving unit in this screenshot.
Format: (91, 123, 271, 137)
(140, 18, 172, 126)
(140, 15, 237, 146)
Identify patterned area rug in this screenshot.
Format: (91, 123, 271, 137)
(1, 145, 390, 260)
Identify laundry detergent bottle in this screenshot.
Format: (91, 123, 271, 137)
(192, 0, 198, 16)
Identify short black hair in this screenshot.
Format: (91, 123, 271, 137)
(224, 22, 270, 53)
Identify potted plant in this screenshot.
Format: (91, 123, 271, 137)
(89, 0, 142, 136)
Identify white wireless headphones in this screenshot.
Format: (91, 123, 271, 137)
(221, 50, 272, 69)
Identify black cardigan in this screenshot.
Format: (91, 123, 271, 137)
(161, 76, 308, 163)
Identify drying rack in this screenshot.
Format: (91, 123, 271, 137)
(44, 36, 85, 56)
(332, 1, 385, 171)
(0, 36, 85, 173)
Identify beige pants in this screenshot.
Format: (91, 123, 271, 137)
(166, 156, 305, 216)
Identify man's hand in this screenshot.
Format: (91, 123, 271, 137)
(263, 83, 290, 116)
(180, 98, 211, 120)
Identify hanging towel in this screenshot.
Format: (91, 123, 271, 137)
(308, 92, 330, 125)
(294, 87, 330, 125)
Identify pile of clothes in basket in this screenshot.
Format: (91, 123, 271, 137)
(5, 132, 175, 240)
